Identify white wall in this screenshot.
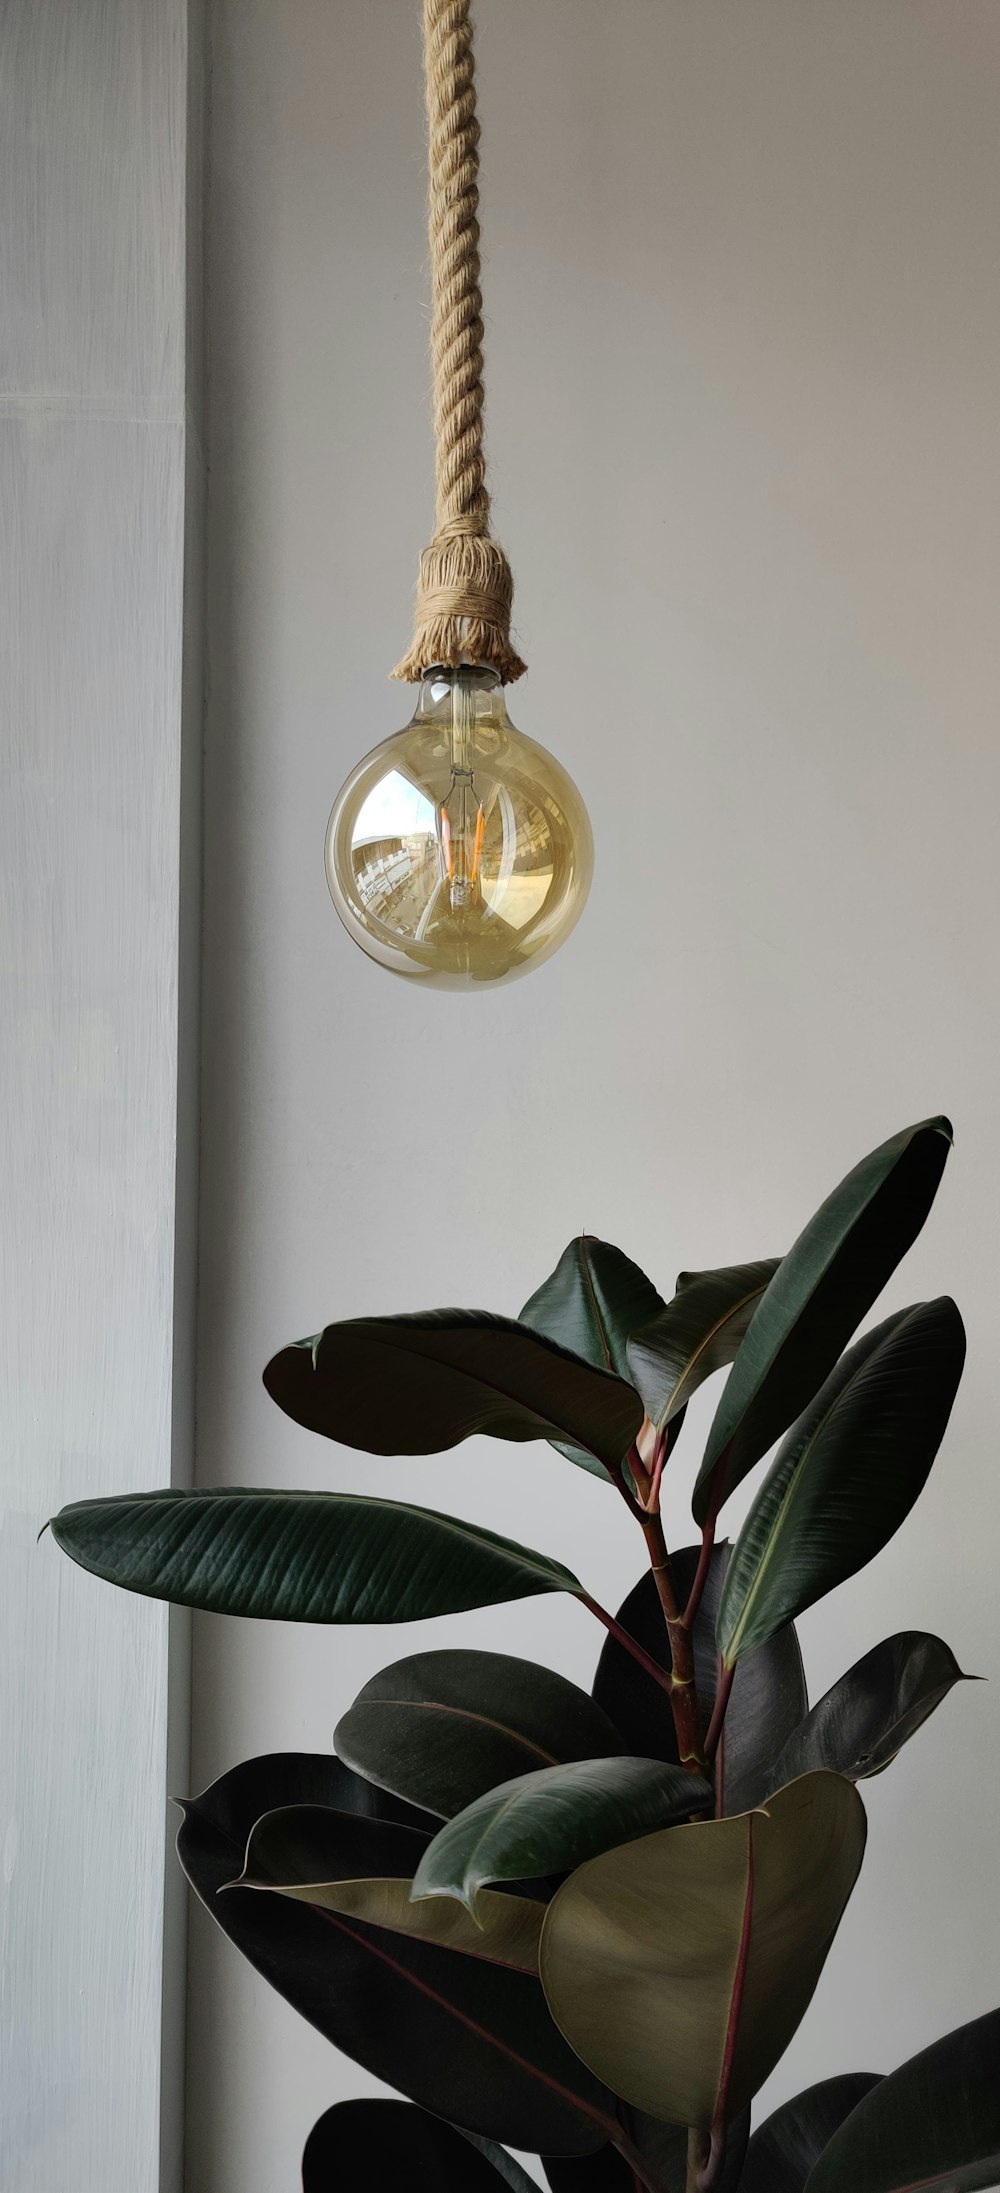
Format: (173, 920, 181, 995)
(189, 4, 1000, 2187)
(0, 3, 203, 2188)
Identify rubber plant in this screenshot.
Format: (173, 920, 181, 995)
(50, 1116, 1000, 2193)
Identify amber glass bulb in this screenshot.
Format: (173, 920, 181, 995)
(326, 667, 593, 987)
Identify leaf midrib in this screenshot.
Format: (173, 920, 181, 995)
(361, 1697, 560, 1771)
(65, 1489, 580, 1598)
(722, 1343, 878, 1665)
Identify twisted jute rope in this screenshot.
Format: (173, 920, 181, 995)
(392, 0, 526, 683)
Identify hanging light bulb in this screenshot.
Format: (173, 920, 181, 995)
(326, 665, 593, 987)
(327, 0, 593, 989)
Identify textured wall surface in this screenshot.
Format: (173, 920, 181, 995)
(191, 3, 1000, 2187)
(0, 4, 203, 2187)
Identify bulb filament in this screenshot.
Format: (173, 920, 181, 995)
(439, 768, 486, 908)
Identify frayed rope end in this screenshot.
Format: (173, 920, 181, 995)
(391, 528, 527, 684)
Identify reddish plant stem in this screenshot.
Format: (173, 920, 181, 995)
(704, 1662, 735, 1766)
(608, 2128, 665, 2193)
(578, 1593, 679, 1701)
(608, 1453, 646, 1521)
(640, 1511, 706, 1773)
(683, 1506, 719, 1630)
(688, 2124, 726, 2193)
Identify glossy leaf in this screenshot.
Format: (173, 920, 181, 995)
(235, 1804, 545, 1971)
(335, 1649, 626, 1820)
(627, 1261, 782, 1432)
(49, 1486, 582, 1623)
(768, 1632, 970, 1788)
(543, 2111, 750, 2193)
(521, 1237, 667, 1379)
(692, 1117, 953, 1524)
(520, 1239, 665, 1478)
(411, 1757, 711, 1915)
(717, 1300, 966, 1667)
(264, 1308, 644, 1473)
(592, 1544, 807, 1815)
(805, 2008, 1000, 2193)
(302, 2100, 540, 2192)
(177, 1752, 614, 2155)
(539, 1772, 866, 2128)
(740, 2075, 882, 2192)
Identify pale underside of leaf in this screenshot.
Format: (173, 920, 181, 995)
(538, 1773, 866, 2129)
(233, 1870, 546, 1974)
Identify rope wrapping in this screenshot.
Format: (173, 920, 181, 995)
(393, 0, 526, 683)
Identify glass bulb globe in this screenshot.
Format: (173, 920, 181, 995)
(325, 666, 593, 987)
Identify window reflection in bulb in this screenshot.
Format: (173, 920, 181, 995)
(325, 667, 593, 987)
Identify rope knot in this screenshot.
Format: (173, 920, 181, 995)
(391, 528, 526, 684)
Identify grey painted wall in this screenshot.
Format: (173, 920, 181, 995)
(190, 4, 1000, 2186)
(0, 4, 203, 2187)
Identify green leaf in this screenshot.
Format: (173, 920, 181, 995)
(411, 1757, 711, 1915)
(49, 1487, 582, 1622)
(740, 2075, 882, 2193)
(591, 1544, 807, 1816)
(805, 2008, 1000, 2192)
(235, 1804, 545, 1971)
(264, 1308, 644, 1475)
(716, 1299, 966, 1667)
(692, 1117, 953, 1524)
(177, 1751, 615, 2155)
(539, 1771, 866, 2129)
(335, 1649, 626, 1819)
(303, 2102, 540, 2193)
(521, 1237, 667, 1379)
(626, 1261, 782, 1432)
(767, 1632, 971, 1788)
(519, 1238, 664, 1478)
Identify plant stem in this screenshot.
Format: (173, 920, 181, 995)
(579, 1593, 679, 1700)
(610, 2125, 666, 2193)
(683, 1507, 718, 1629)
(640, 1511, 706, 1772)
(608, 1453, 646, 1521)
(686, 2124, 726, 2193)
(704, 1662, 735, 1765)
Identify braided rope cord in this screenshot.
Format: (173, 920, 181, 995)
(392, 0, 526, 682)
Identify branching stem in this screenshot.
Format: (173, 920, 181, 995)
(578, 1593, 679, 1700)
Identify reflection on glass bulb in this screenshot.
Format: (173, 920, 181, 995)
(325, 667, 593, 987)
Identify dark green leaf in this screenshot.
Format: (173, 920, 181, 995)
(520, 1239, 665, 1479)
(50, 1486, 582, 1623)
(539, 1773, 866, 2128)
(717, 1300, 966, 1666)
(805, 2008, 1000, 2192)
(543, 2110, 750, 2192)
(627, 1261, 782, 1433)
(740, 2075, 882, 2192)
(591, 1544, 807, 1815)
(411, 1757, 711, 1914)
(302, 2101, 540, 2192)
(264, 1309, 644, 1473)
(768, 1633, 971, 1788)
(521, 1237, 667, 1380)
(177, 1752, 614, 2155)
(335, 1649, 626, 1819)
(236, 1804, 546, 1971)
(692, 1117, 953, 1525)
